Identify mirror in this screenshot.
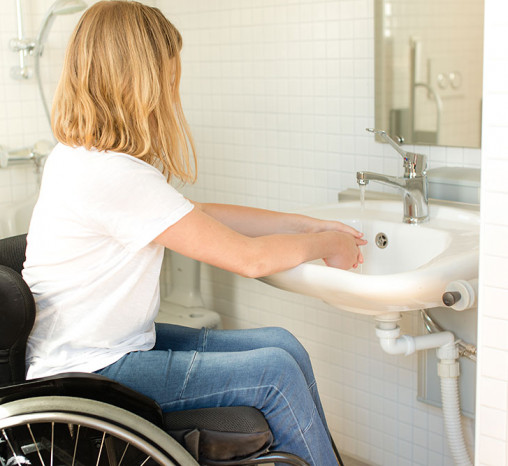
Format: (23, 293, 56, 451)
(374, 0, 484, 148)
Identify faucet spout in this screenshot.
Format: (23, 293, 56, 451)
(358, 128, 429, 224)
(357, 170, 429, 224)
(357, 171, 404, 188)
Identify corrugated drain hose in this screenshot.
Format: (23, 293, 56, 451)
(437, 343, 473, 466)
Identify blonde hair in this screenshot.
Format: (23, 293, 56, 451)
(52, 1, 196, 183)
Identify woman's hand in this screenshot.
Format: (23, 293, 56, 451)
(301, 216, 363, 238)
(299, 217, 367, 269)
(322, 231, 367, 270)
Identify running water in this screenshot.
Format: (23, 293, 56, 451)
(357, 185, 366, 274)
(359, 184, 366, 213)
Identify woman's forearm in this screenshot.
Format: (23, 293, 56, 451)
(192, 201, 364, 240)
(192, 202, 310, 236)
(243, 230, 361, 277)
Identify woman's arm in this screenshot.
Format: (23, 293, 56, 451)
(192, 201, 364, 238)
(154, 205, 366, 278)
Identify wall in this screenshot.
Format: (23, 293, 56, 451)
(0, 1, 501, 465)
(0, 0, 76, 207)
(160, 1, 481, 465)
(475, 0, 508, 464)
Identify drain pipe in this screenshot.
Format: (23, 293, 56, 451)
(375, 313, 472, 466)
(436, 343, 472, 466)
(375, 312, 455, 355)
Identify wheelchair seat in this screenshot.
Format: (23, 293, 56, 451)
(0, 234, 309, 465)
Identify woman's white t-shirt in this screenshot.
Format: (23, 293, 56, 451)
(23, 144, 194, 379)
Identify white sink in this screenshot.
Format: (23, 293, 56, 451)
(0, 195, 38, 239)
(259, 200, 480, 315)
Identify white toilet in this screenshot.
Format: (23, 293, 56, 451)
(156, 250, 222, 329)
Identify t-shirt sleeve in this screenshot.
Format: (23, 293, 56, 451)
(81, 155, 194, 251)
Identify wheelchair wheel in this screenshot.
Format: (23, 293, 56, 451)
(0, 396, 198, 466)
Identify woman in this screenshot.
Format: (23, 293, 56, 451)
(23, 2, 365, 465)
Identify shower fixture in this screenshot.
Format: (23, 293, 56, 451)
(35, 0, 87, 56)
(34, 0, 87, 129)
(9, 0, 34, 79)
(9, 0, 87, 129)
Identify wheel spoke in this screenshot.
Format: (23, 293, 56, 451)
(27, 423, 46, 466)
(139, 456, 152, 466)
(95, 431, 106, 466)
(50, 422, 54, 466)
(2, 428, 22, 466)
(71, 425, 80, 466)
(117, 443, 129, 465)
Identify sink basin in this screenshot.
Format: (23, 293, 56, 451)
(0, 195, 38, 239)
(259, 200, 479, 315)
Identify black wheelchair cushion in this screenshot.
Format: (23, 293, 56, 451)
(0, 265, 36, 387)
(0, 234, 27, 275)
(164, 406, 273, 464)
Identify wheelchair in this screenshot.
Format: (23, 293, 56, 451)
(0, 234, 309, 466)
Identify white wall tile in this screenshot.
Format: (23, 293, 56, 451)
(482, 286, 508, 320)
(479, 377, 508, 411)
(478, 434, 506, 466)
(480, 406, 507, 441)
(480, 347, 508, 382)
(477, 0, 508, 464)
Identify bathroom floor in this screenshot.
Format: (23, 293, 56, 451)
(341, 455, 370, 466)
(264, 454, 368, 466)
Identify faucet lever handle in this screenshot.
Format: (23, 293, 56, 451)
(366, 128, 407, 158)
(366, 128, 426, 176)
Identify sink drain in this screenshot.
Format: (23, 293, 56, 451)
(375, 232, 388, 249)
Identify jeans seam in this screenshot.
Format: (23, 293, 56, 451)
(199, 327, 209, 352)
(179, 351, 198, 399)
(164, 384, 316, 465)
(302, 404, 318, 435)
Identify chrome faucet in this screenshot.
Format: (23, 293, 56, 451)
(357, 128, 429, 224)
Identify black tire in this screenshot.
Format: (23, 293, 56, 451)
(0, 396, 198, 466)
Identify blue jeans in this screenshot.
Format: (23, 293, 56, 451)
(96, 324, 338, 465)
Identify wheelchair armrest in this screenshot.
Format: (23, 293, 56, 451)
(0, 372, 164, 428)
